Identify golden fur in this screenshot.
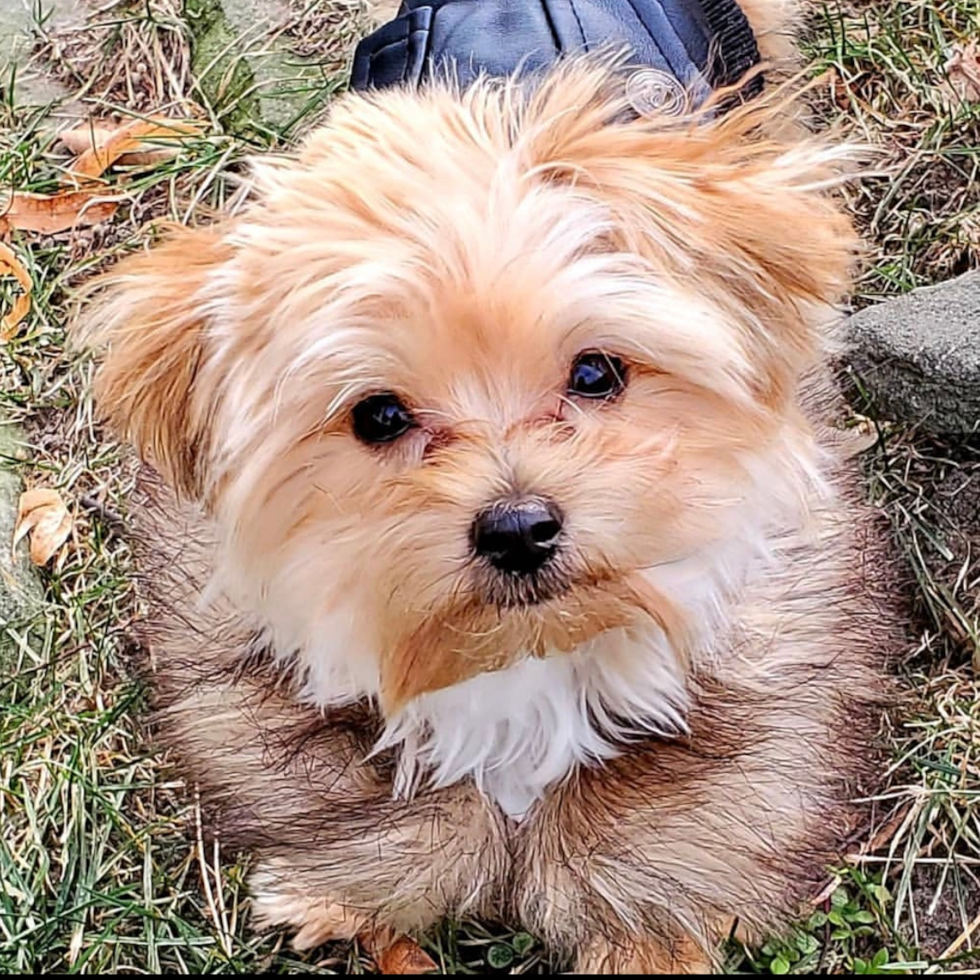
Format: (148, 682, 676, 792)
(74, 1, 906, 971)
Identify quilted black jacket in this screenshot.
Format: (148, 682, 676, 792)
(350, 0, 762, 107)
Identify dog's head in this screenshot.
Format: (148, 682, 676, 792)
(77, 63, 855, 712)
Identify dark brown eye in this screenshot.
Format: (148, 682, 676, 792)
(351, 392, 416, 444)
(568, 350, 627, 400)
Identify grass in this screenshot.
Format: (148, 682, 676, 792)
(805, 0, 980, 301)
(1, 0, 979, 973)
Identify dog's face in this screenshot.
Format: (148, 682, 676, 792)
(79, 64, 854, 712)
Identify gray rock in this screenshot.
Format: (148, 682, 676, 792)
(0, 420, 43, 667)
(843, 272, 980, 436)
(0, 0, 33, 77)
(0, 0, 75, 106)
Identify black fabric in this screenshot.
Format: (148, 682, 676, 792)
(350, 0, 761, 106)
(701, 0, 764, 99)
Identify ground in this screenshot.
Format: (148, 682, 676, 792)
(1, 0, 979, 974)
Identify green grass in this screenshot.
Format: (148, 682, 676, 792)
(2, 0, 979, 973)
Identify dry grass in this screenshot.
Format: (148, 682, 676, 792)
(32, 0, 194, 114)
(1, 0, 979, 973)
(806, 0, 980, 301)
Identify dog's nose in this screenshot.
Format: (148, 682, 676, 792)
(471, 498, 563, 575)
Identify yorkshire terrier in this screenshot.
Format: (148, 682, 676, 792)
(75, 0, 905, 972)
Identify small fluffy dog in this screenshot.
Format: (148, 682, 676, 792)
(75, 0, 905, 971)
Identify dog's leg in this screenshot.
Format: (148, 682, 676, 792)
(239, 786, 507, 952)
(517, 662, 881, 974)
(248, 869, 365, 950)
(157, 672, 508, 963)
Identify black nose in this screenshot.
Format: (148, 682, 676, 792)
(471, 498, 563, 575)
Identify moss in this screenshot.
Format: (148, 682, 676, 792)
(184, 0, 261, 133)
(183, 0, 345, 139)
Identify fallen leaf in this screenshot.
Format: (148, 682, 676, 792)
(0, 117, 202, 237)
(13, 488, 72, 566)
(59, 123, 176, 168)
(0, 190, 120, 235)
(92, 146, 183, 168)
(360, 932, 437, 975)
(0, 242, 33, 340)
(57, 124, 118, 155)
(61, 117, 207, 183)
(942, 40, 980, 106)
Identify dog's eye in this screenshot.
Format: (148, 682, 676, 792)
(568, 350, 627, 400)
(351, 393, 416, 444)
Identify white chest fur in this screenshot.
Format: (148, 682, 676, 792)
(374, 627, 690, 819)
(269, 505, 775, 819)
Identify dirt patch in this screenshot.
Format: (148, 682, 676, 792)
(901, 438, 980, 656)
(906, 862, 980, 962)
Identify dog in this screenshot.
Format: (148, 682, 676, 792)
(74, 0, 906, 971)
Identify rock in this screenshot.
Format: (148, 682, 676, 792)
(843, 272, 980, 436)
(0, 0, 77, 106)
(0, 0, 33, 80)
(0, 420, 43, 665)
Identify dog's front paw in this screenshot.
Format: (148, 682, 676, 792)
(248, 859, 436, 973)
(576, 931, 715, 975)
(249, 859, 365, 950)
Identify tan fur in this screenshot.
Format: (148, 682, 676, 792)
(127, 442, 900, 971)
(74, 3, 905, 972)
(514, 462, 897, 968)
(739, 0, 803, 69)
(79, 61, 859, 702)
(74, 227, 233, 499)
(365, 0, 401, 23)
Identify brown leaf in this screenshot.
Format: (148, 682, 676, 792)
(360, 932, 437, 975)
(102, 146, 188, 168)
(0, 190, 120, 235)
(943, 40, 980, 106)
(13, 488, 72, 565)
(57, 124, 118, 155)
(59, 126, 179, 169)
(61, 117, 208, 183)
(0, 242, 33, 340)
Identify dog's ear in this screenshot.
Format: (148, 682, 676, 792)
(73, 225, 232, 498)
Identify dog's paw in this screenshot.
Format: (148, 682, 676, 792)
(249, 861, 365, 950)
(248, 861, 436, 973)
(576, 931, 715, 975)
